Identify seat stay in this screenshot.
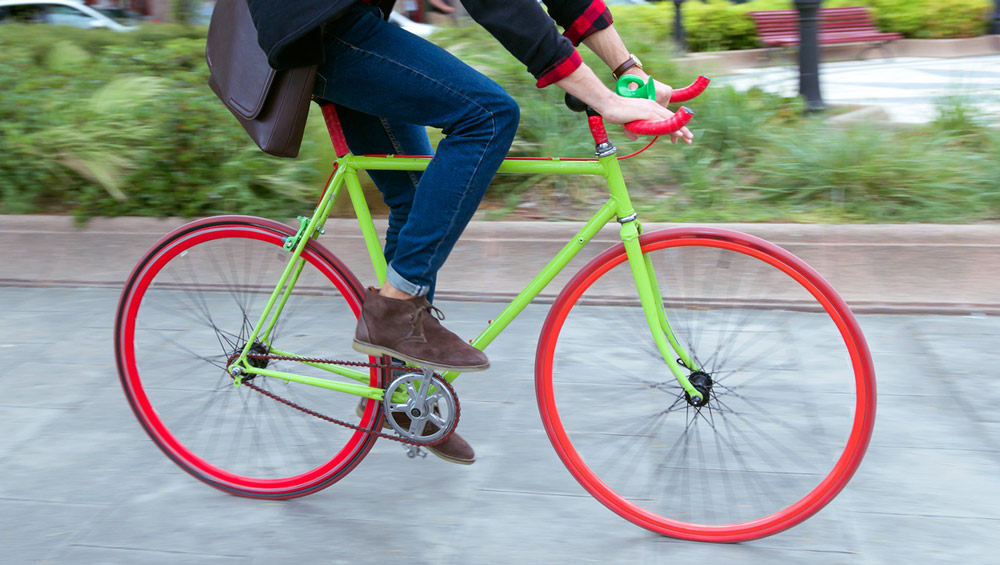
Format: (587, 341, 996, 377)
(233, 161, 352, 370)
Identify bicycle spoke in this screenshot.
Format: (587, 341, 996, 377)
(117, 219, 377, 498)
(537, 229, 874, 541)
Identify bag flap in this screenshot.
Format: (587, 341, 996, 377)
(205, 0, 275, 120)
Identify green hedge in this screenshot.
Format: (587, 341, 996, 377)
(1, 21, 997, 224)
(0, 24, 324, 219)
(609, 0, 993, 53)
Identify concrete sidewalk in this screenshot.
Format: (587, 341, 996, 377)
(717, 54, 1000, 124)
(2, 285, 1000, 563)
(1, 215, 998, 314)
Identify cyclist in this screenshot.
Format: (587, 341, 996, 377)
(247, 0, 693, 464)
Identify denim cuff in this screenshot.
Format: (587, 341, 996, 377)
(386, 264, 430, 297)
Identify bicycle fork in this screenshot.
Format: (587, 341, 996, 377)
(601, 153, 706, 405)
(618, 222, 707, 405)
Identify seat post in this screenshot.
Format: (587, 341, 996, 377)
(320, 103, 350, 158)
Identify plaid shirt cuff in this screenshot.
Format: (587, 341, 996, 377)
(562, 0, 613, 46)
(535, 49, 583, 88)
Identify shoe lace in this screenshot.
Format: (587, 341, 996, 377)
(409, 303, 445, 325)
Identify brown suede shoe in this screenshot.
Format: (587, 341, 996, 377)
(355, 399, 476, 465)
(353, 287, 489, 372)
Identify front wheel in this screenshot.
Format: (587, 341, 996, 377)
(115, 216, 382, 499)
(535, 227, 876, 542)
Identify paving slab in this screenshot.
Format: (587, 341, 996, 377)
(1, 286, 999, 564)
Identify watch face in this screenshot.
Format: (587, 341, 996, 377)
(632, 54, 643, 68)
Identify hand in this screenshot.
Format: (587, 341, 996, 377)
(593, 92, 694, 145)
(555, 64, 693, 145)
(575, 25, 694, 143)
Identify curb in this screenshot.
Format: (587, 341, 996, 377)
(1, 216, 997, 314)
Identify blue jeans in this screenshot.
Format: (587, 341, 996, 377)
(314, 4, 520, 300)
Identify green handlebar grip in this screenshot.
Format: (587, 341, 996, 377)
(616, 74, 656, 100)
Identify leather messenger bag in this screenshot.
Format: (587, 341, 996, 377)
(206, 0, 317, 158)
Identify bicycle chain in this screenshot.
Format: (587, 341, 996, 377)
(233, 354, 459, 447)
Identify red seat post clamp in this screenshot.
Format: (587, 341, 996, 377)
(321, 104, 350, 158)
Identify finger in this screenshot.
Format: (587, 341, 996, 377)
(658, 88, 673, 108)
(652, 80, 673, 107)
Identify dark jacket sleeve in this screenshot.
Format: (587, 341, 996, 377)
(543, 0, 613, 45)
(248, 0, 611, 82)
(460, 0, 612, 87)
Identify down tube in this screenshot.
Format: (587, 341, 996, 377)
(438, 200, 620, 382)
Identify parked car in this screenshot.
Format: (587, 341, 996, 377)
(92, 5, 140, 25)
(0, 0, 137, 31)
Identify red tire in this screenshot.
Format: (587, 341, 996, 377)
(115, 216, 381, 498)
(535, 227, 876, 542)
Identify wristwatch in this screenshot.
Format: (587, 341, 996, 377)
(612, 54, 643, 80)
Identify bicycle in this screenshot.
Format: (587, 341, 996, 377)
(114, 75, 876, 543)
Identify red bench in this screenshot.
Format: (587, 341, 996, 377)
(749, 6, 903, 55)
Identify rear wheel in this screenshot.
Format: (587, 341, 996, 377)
(115, 216, 382, 498)
(535, 227, 876, 542)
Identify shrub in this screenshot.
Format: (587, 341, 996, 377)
(0, 24, 321, 219)
(610, 0, 992, 52)
(747, 122, 996, 222)
(1, 20, 997, 224)
(847, 0, 991, 38)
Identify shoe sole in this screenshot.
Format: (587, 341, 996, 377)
(352, 340, 489, 372)
(426, 448, 475, 465)
(354, 401, 475, 465)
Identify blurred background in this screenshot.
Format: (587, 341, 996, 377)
(1, 0, 998, 223)
(2, 1, 999, 563)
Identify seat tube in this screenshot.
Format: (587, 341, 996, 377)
(343, 159, 389, 285)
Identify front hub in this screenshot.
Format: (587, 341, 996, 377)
(684, 371, 713, 407)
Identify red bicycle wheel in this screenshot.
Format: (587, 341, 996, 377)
(535, 227, 876, 542)
(115, 216, 382, 498)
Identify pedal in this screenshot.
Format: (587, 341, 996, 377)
(404, 444, 427, 459)
(382, 367, 458, 445)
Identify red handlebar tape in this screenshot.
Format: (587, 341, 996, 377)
(668, 76, 711, 104)
(620, 76, 707, 136)
(623, 106, 694, 136)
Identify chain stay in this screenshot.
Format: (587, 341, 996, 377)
(236, 354, 459, 447)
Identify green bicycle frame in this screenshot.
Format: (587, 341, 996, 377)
(229, 148, 705, 403)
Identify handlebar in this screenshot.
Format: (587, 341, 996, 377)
(565, 75, 710, 138)
(623, 106, 694, 136)
(667, 75, 711, 103)
(621, 75, 708, 137)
